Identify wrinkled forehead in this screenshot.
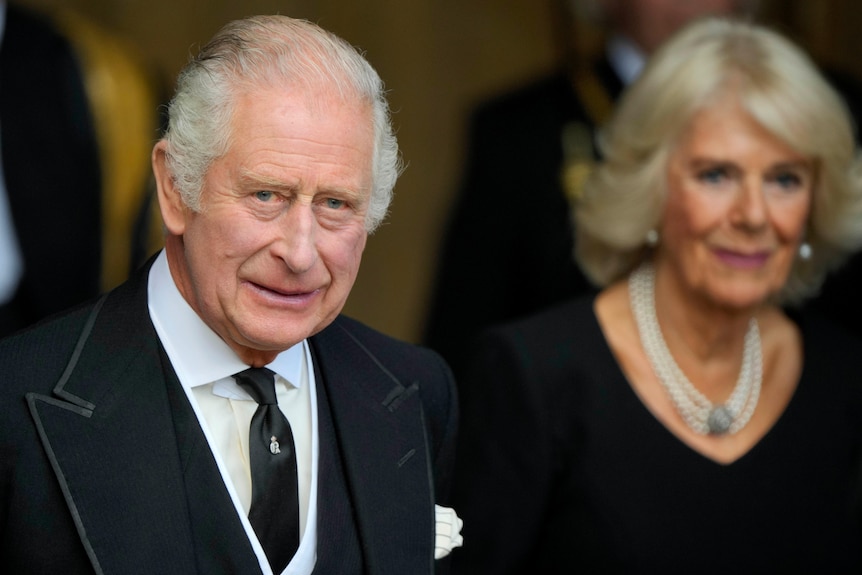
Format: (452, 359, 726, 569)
(224, 78, 375, 148)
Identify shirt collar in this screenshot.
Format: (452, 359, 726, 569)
(606, 34, 646, 87)
(147, 250, 304, 390)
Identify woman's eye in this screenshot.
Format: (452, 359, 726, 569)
(255, 191, 275, 202)
(772, 171, 802, 189)
(697, 167, 728, 184)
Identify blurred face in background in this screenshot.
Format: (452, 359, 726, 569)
(600, 0, 744, 53)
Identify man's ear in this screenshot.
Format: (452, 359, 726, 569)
(152, 140, 189, 235)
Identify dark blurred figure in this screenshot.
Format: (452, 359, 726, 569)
(423, 0, 754, 377)
(0, 1, 101, 336)
(0, 1, 160, 338)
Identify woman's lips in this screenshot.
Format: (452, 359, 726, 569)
(713, 248, 770, 269)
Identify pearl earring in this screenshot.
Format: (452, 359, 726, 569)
(645, 229, 659, 247)
(799, 242, 812, 261)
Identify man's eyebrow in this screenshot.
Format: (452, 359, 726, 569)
(238, 168, 370, 200)
(238, 169, 298, 191)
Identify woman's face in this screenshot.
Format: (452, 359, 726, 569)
(657, 96, 814, 311)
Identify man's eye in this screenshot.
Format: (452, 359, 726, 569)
(255, 191, 275, 202)
(326, 198, 345, 209)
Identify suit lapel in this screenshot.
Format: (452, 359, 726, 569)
(27, 280, 198, 574)
(27, 266, 258, 574)
(311, 320, 435, 575)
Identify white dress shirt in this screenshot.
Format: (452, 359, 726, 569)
(148, 250, 318, 575)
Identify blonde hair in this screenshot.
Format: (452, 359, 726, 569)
(575, 17, 862, 304)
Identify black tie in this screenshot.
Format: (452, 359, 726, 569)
(233, 367, 300, 573)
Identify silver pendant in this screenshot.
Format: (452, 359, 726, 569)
(707, 405, 733, 435)
(269, 436, 281, 455)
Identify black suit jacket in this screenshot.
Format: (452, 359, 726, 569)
(0, 260, 458, 574)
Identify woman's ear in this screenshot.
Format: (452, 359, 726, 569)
(152, 140, 188, 235)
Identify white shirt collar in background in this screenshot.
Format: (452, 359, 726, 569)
(606, 33, 646, 87)
(0, 0, 25, 305)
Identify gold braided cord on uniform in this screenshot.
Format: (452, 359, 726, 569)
(561, 64, 615, 204)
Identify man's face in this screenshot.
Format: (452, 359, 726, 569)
(160, 86, 374, 365)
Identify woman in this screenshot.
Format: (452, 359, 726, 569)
(450, 18, 862, 574)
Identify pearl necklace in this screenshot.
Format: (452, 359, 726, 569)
(628, 263, 762, 435)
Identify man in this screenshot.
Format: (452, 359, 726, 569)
(0, 15, 459, 575)
(423, 0, 756, 379)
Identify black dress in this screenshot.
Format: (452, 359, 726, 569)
(451, 296, 862, 574)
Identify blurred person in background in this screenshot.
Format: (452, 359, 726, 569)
(0, 1, 160, 338)
(452, 17, 862, 574)
(0, 1, 101, 336)
(423, 0, 755, 378)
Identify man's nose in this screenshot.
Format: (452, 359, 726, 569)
(274, 204, 318, 273)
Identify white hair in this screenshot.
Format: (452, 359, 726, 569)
(161, 15, 402, 232)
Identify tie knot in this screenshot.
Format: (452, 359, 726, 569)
(233, 367, 277, 405)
